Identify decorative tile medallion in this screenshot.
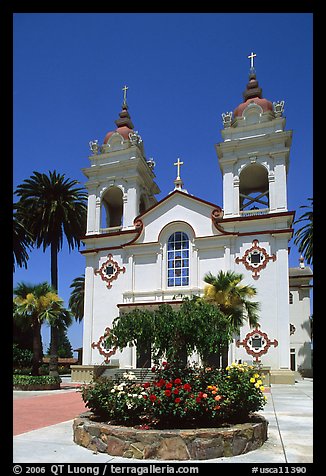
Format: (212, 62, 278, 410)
(95, 253, 126, 289)
(91, 327, 117, 363)
(236, 327, 278, 363)
(235, 239, 276, 279)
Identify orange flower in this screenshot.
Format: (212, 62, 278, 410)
(214, 395, 222, 401)
(214, 405, 221, 410)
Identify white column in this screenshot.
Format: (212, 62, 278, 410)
(276, 240, 291, 369)
(82, 257, 96, 365)
(223, 166, 235, 217)
(86, 193, 96, 234)
(123, 184, 139, 229)
(274, 156, 288, 211)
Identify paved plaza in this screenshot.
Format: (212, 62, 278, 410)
(13, 378, 313, 464)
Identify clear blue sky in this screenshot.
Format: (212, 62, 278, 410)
(13, 13, 313, 354)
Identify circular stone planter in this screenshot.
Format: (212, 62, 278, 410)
(73, 412, 268, 460)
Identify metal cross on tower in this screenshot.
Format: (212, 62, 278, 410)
(174, 158, 184, 180)
(248, 52, 257, 70)
(122, 85, 128, 107)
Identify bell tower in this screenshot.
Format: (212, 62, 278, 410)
(216, 54, 292, 218)
(82, 87, 160, 235)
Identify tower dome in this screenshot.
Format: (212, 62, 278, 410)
(233, 70, 273, 118)
(103, 103, 135, 143)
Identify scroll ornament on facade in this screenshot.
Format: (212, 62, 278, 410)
(95, 254, 126, 289)
(91, 327, 117, 364)
(235, 239, 276, 279)
(236, 327, 278, 363)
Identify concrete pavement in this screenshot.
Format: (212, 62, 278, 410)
(13, 378, 313, 464)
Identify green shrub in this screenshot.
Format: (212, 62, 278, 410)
(81, 362, 267, 428)
(13, 344, 33, 369)
(13, 374, 61, 387)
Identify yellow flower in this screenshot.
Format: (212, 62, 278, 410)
(257, 379, 262, 386)
(255, 382, 260, 388)
(250, 377, 255, 383)
(260, 386, 265, 392)
(254, 373, 259, 379)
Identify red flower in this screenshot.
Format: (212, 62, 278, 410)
(149, 394, 157, 402)
(165, 382, 173, 389)
(143, 382, 150, 388)
(183, 383, 191, 391)
(173, 388, 179, 395)
(198, 391, 204, 399)
(143, 395, 148, 400)
(174, 378, 182, 385)
(165, 390, 172, 397)
(196, 397, 201, 403)
(162, 361, 168, 366)
(174, 397, 181, 404)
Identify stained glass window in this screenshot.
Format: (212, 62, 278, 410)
(167, 232, 189, 287)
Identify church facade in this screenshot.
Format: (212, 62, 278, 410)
(77, 65, 312, 384)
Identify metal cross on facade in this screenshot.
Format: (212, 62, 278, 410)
(122, 85, 128, 106)
(248, 51, 257, 69)
(174, 158, 184, 180)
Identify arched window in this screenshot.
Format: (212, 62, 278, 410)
(167, 232, 189, 287)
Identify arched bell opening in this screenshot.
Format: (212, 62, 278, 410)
(239, 163, 269, 214)
(101, 186, 123, 229)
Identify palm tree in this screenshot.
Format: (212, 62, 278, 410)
(294, 198, 313, 265)
(15, 170, 87, 376)
(69, 274, 85, 322)
(203, 270, 260, 367)
(13, 204, 34, 271)
(13, 282, 72, 376)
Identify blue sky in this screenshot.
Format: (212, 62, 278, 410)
(13, 13, 313, 354)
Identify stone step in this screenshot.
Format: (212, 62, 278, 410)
(100, 368, 155, 383)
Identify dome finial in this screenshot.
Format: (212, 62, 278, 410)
(248, 51, 257, 75)
(122, 85, 129, 108)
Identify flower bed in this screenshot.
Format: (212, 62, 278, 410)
(81, 362, 267, 429)
(77, 362, 268, 459)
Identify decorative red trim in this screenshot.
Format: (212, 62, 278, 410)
(157, 220, 197, 242)
(221, 210, 295, 223)
(91, 327, 117, 364)
(134, 190, 223, 222)
(235, 239, 276, 279)
(117, 300, 184, 308)
(81, 219, 143, 254)
(236, 327, 278, 363)
(211, 208, 238, 235)
(95, 253, 126, 289)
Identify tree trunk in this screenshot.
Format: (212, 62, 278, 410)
(49, 242, 59, 377)
(31, 321, 42, 376)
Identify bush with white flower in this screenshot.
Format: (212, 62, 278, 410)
(81, 362, 267, 428)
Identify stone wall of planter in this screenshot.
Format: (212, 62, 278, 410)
(73, 412, 268, 460)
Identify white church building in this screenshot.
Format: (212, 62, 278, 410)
(73, 61, 312, 384)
